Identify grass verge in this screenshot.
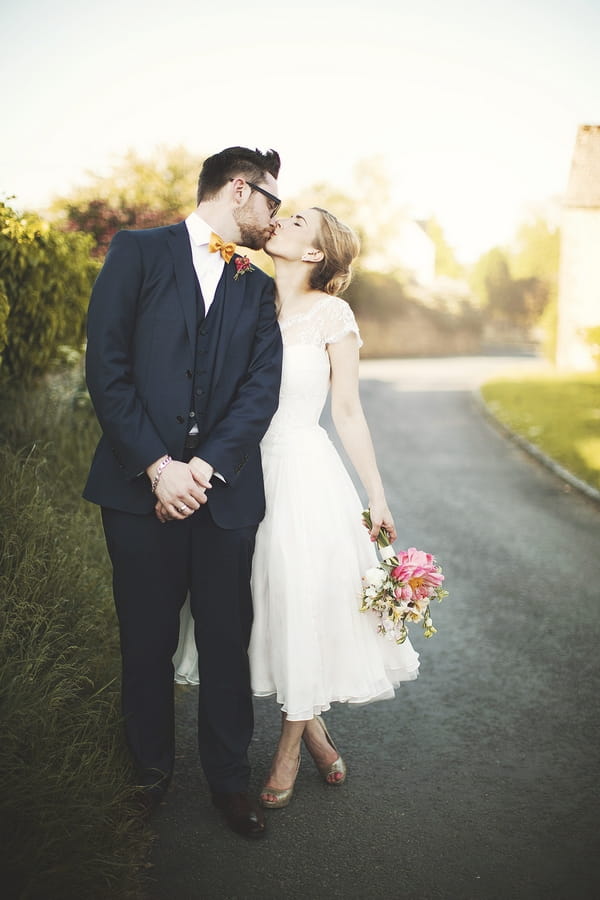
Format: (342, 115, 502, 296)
(481, 371, 600, 491)
(0, 370, 152, 899)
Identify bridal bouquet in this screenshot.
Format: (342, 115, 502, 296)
(360, 510, 447, 644)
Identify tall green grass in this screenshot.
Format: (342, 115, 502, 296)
(0, 370, 151, 899)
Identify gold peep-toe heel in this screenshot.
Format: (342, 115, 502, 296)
(259, 753, 301, 809)
(311, 716, 347, 785)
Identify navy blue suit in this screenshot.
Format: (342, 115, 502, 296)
(84, 222, 282, 792)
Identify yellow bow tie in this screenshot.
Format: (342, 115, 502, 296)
(208, 232, 236, 264)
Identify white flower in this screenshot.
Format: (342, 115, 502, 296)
(380, 619, 397, 639)
(364, 566, 387, 589)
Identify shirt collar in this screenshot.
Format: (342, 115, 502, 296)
(185, 211, 214, 247)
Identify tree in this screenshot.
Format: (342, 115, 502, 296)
(423, 217, 465, 279)
(52, 145, 199, 215)
(508, 214, 560, 283)
(507, 214, 559, 339)
(51, 145, 202, 256)
(59, 199, 171, 257)
(286, 156, 415, 274)
(283, 182, 366, 250)
(351, 156, 408, 268)
(470, 247, 512, 313)
(470, 243, 552, 328)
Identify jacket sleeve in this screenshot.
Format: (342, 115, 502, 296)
(196, 278, 282, 485)
(85, 231, 167, 479)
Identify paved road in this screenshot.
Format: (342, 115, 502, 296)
(148, 357, 600, 900)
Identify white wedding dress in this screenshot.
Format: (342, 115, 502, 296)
(173, 295, 419, 719)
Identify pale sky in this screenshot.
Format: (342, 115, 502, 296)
(1, 0, 599, 262)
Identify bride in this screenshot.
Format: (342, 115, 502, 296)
(174, 207, 419, 808)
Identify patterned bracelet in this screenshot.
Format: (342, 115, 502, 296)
(151, 455, 173, 493)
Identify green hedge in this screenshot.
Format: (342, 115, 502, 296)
(0, 202, 99, 382)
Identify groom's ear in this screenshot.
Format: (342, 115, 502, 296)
(230, 177, 247, 205)
(301, 248, 324, 263)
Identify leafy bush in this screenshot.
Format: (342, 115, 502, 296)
(0, 202, 99, 382)
(60, 198, 173, 257)
(51, 145, 199, 256)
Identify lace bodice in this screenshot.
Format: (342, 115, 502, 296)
(262, 296, 362, 444)
(278, 295, 362, 349)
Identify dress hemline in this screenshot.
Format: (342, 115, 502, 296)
(252, 668, 419, 722)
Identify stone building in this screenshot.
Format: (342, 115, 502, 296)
(556, 124, 600, 370)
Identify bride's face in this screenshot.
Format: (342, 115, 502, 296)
(265, 208, 321, 260)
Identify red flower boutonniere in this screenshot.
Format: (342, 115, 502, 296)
(233, 256, 255, 280)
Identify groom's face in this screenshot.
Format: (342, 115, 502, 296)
(234, 173, 280, 250)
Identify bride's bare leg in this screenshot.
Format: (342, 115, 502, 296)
(261, 716, 305, 802)
(302, 716, 345, 783)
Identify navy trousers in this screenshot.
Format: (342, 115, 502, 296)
(101, 502, 256, 793)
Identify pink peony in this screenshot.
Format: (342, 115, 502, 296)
(391, 548, 445, 597)
(395, 584, 413, 601)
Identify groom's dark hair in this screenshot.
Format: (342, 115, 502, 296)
(197, 146, 281, 204)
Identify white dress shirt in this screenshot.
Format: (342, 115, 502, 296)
(183, 212, 227, 480)
(184, 211, 227, 313)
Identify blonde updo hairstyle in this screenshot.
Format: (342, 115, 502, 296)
(308, 208, 360, 296)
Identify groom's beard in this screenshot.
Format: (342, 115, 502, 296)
(234, 209, 272, 250)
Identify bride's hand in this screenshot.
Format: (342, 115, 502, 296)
(367, 501, 397, 543)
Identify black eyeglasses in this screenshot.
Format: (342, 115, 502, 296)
(247, 181, 281, 218)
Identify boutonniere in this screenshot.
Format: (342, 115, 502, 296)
(233, 256, 255, 280)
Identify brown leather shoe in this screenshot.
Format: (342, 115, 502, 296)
(211, 791, 266, 839)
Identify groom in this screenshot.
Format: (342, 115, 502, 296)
(84, 147, 283, 838)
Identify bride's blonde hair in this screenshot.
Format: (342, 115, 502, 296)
(308, 208, 360, 296)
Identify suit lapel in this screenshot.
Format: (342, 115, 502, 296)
(167, 222, 197, 347)
(211, 254, 248, 380)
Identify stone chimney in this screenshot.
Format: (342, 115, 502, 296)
(556, 125, 600, 370)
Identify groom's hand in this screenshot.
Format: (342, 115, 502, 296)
(148, 458, 209, 521)
(188, 456, 214, 489)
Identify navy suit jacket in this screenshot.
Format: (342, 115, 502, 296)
(83, 221, 282, 528)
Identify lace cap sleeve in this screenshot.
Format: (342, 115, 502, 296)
(322, 297, 363, 348)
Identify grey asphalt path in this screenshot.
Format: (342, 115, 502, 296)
(147, 356, 600, 900)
